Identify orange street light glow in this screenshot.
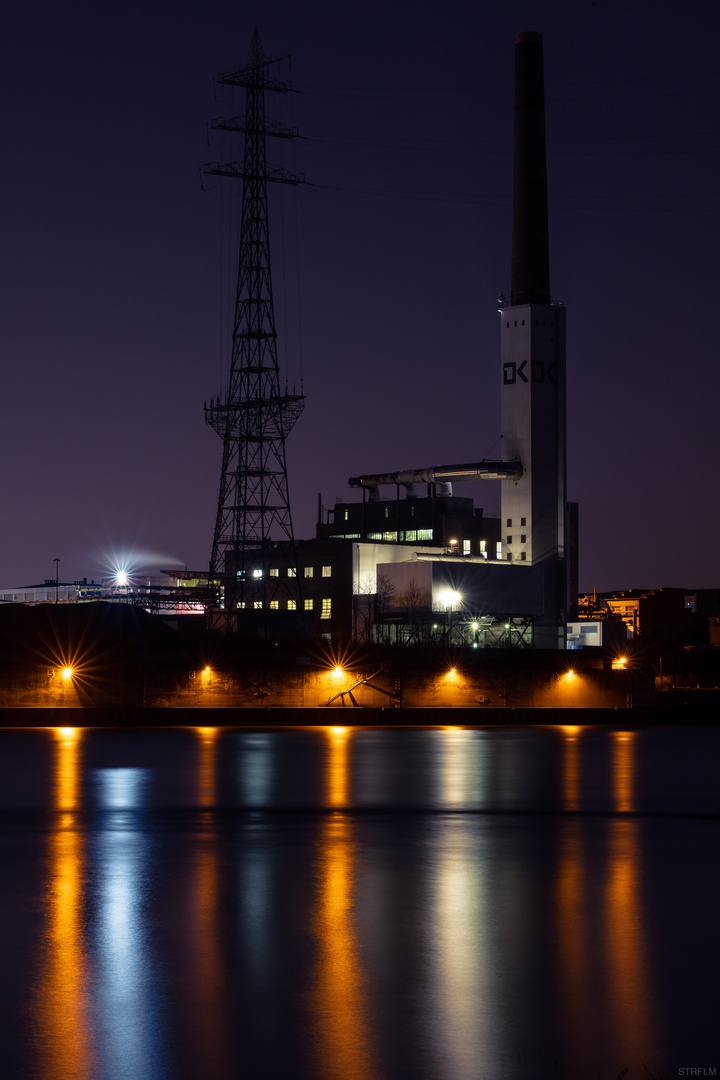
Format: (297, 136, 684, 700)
(61, 667, 74, 681)
(331, 665, 343, 677)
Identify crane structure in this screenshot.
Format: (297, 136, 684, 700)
(203, 28, 306, 630)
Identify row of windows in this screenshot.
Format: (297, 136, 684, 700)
(506, 535, 527, 545)
(506, 518, 527, 527)
(239, 598, 332, 618)
(505, 319, 554, 328)
(507, 553, 527, 561)
(263, 566, 333, 579)
(367, 529, 434, 542)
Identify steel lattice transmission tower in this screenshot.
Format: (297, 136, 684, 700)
(203, 28, 306, 629)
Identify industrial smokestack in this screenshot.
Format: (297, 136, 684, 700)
(510, 31, 550, 306)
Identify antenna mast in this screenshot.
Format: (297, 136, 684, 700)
(203, 28, 306, 631)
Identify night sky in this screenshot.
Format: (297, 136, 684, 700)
(2, 0, 719, 593)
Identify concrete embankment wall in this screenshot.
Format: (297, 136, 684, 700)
(0, 659, 641, 711)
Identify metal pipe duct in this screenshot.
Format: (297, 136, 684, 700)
(348, 460, 522, 489)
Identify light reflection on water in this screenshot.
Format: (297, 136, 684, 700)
(428, 816, 491, 1080)
(33, 728, 96, 1080)
(183, 728, 232, 1078)
(93, 768, 163, 1080)
(309, 728, 379, 1080)
(18, 724, 719, 1080)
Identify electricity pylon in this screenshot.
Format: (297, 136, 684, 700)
(203, 28, 305, 631)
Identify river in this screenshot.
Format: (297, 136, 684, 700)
(0, 723, 717, 1079)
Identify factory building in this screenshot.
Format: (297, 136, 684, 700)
(295, 31, 576, 650)
(317, 490, 502, 558)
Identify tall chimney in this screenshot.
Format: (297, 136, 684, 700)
(511, 31, 550, 306)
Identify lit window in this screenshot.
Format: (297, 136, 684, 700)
(304, 599, 313, 610)
(287, 600, 296, 610)
(269, 568, 278, 577)
(270, 600, 279, 609)
(304, 567, 313, 578)
(322, 566, 332, 577)
(463, 540, 471, 555)
(344, 510, 349, 521)
(496, 542, 502, 558)
(321, 598, 332, 619)
(322, 632, 331, 642)
(252, 568, 263, 579)
(382, 531, 397, 541)
(417, 529, 433, 541)
(405, 530, 417, 542)
(288, 568, 296, 577)
(237, 602, 246, 609)
(254, 601, 262, 609)
(368, 532, 383, 540)
(384, 506, 389, 518)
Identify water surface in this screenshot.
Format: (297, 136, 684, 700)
(0, 724, 717, 1079)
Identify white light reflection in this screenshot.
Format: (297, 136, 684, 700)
(437, 728, 485, 809)
(99, 767, 147, 809)
(238, 733, 274, 806)
(93, 767, 164, 1079)
(239, 846, 272, 994)
(428, 817, 493, 1079)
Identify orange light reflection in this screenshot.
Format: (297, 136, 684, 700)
(33, 729, 96, 1079)
(196, 727, 219, 809)
(325, 726, 350, 809)
(559, 725, 581, 812)
(185, 728, 231, 1075)
(611, 730, 636, 813)
(604, 818, 656, 1058)
(555, 820, 590, 1065)
(310, 729, 378, 1080)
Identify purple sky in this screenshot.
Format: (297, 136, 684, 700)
(1, 0, 719, 593)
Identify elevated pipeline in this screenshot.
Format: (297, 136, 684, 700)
(348, 460, 522, 493)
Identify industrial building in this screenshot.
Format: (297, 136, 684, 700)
(277, 31, 577, 651)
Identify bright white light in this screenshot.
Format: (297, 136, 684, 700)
(116, 570, 129, 586)
(439, 589, 462, 609)
(96, 767, 148, 809)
